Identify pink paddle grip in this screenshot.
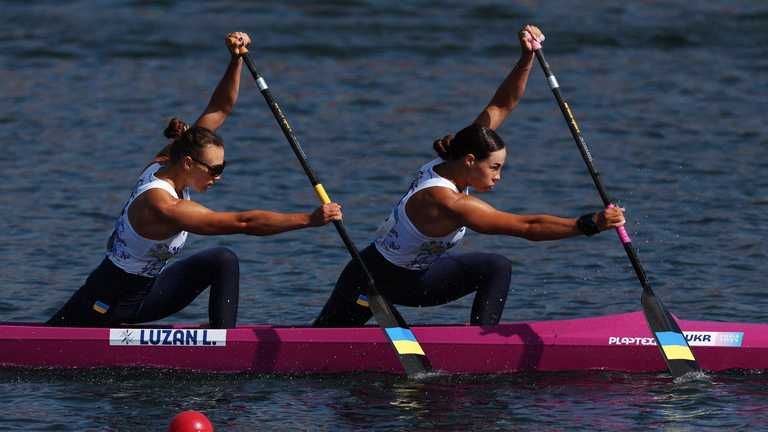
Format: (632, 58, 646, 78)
(607, 204, 631, 244)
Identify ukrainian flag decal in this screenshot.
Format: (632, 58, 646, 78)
(385, 327, 426, 356)
(655, 331, 695, 361)
(93, 301, 110, 315)
(356, 295, 369, 307)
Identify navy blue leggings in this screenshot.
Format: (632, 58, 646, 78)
(313, 244, 512, 327)
(47, 247, 240, 328)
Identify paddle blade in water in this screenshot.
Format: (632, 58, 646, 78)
(641, 289, 700, 377)
(368, 290, 432, 374)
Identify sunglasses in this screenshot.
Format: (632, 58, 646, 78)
(189, 155, 226, 177)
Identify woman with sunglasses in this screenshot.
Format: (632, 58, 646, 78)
(314, 25, 624, 328)
(48, 32, 342, 329)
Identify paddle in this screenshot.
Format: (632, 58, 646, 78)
(238, 51, 432, 377)
(534, 49, 700, 378)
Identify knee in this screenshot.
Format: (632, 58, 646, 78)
(208, 247, 240, 271)
(483, 254, 512, 277)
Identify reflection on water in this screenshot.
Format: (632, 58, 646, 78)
(4, 369, 766, 430)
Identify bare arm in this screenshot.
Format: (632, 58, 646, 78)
(439, 192, 624, 241)
(194, 32, 251, 132)
(193, 58, 243, 132)
(474, 25, 545, 131)
(150, 33, 250, 164)
(141, 189, 342, 237)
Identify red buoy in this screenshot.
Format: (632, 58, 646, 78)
(168, 410, 214, 432)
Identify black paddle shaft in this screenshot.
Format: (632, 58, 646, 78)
(534, 50, 651, 291)
(534, 49, 700, 377)
(241, 54, 431, 376)
(240, 56, 372, 296)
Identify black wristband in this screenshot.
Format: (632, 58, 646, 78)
(577, 213, 599, 237)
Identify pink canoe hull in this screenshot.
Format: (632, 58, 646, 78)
(1, 311, 765, 374)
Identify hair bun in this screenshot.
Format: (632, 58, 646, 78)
(432, 134, 454, 159)
(164, 117, 189, 140)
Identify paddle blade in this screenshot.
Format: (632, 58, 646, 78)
(367, 288, 433, 376)
(641, 290, 700, 378)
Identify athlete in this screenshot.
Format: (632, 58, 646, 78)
(314, 25, 624, 327)
(48, 32, 342, 329)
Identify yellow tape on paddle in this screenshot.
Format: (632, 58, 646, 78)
(314, 184, 331, 204)
(564, 102, 581, 134)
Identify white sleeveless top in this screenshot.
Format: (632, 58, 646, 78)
(106, 163, 190, 277)
(374, 158, 468, 270)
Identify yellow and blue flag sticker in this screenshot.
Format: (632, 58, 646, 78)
(385, 327, 426, 356)
(93, 301, 110, 315)
(356, 295, 369, 307)
(655, 331, 695, 361)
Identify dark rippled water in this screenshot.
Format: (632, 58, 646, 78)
(1, 1, 767, 430)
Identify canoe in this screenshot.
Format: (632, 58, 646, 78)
(0, 311, 764, 374)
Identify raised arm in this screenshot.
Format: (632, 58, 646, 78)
(474, 25, 545, 131)
(193, 32, 252, 132)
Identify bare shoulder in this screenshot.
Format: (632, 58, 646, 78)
(411, 187, 495, 223)
(428, 188, 494, 214)
(135, 189, 207, 219)
(418, 186, 462, 202)
(140, 188, 179, 206)
(411, 186, 465, 211)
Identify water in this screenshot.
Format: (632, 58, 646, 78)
(1, 0, 766, 430)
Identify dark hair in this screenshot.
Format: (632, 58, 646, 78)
(168, 125, 224, 162)
(164, 117, 189, 140)
(433, 123, 505, 161)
